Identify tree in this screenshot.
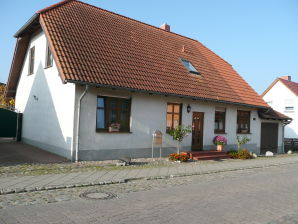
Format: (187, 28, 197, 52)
(236, 135, 250, 151)
(0, 84, 14, 108)
(169, 125, 192, 153)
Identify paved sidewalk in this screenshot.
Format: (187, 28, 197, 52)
(1, 155, 298, 195)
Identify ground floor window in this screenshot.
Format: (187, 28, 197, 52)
(214, 107, 226, 133)
(237, 110, 250, 133)
(166, 103, 182, 133)
(96, 96, 131, 132)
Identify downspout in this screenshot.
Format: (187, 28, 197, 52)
(282, 123, 285, 154)
(75, 85, 89, 163)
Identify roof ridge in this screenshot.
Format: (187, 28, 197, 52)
(278, 77, 298, 85)
(74, 0, 198, 43)
(37, 0, 75, 14)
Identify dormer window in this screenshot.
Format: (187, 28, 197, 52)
(180, 59, 200, 75)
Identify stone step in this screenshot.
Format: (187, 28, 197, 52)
(192, 154, 231, 160)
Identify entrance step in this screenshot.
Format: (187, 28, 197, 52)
(187, 151, 231, 160)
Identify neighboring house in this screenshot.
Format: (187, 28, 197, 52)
(5, 0, 290, 161)
(262, 76, 298, 138)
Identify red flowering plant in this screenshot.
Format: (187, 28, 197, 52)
(213, 136, 227, 146)
(169, 153, 190, 162)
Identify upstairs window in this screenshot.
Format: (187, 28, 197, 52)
(214, 107, 226, 133)
(96, 96, 131, 132)
(166, 103, 182, 133)
(28, 46, 35, 75)
(45, 45, 53, 68)
(285, 106, 294, 112)
(284, 99, 294, 113)
(180, 59, 200, 75)
(237, 110, 250, 134)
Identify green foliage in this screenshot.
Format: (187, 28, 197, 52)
(168, 125, 192, 142)
(236, 135, 250, 151)
(228, 150, 239, 159)
(168, 125, 192, 154)
(0, 84, 14, 108)
(228, 149, 252, 159)
(237, 149, 252, 160)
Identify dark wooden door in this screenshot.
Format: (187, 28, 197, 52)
(192, 112, 204, 151)
(260, 123, 278, 154)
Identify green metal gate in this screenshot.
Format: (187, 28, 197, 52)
(0, 107, 22, 140)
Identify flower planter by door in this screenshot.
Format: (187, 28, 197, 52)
(216, 145, 223, 152)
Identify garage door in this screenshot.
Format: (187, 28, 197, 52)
(260, 123, 278, 154)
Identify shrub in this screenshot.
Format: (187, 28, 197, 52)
(237, 149, 252, 160)
(169, 153, 190, 162)
(228, 150, 239, 159)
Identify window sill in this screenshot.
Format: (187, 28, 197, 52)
(237, 132, 252, 135)
(214, 131, 227, 134)
(96, 130, 132, 134)
(44, 65, 53, 69)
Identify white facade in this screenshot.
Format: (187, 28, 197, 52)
(75, 86, 284, 160)
(15, 31, 76, 159)
(263, 80, 298, 138)
(14, 30, 284, 161)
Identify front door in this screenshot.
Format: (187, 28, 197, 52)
(192, 112, 204, 151)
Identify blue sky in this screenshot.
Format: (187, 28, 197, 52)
(0, 0, 297, 94)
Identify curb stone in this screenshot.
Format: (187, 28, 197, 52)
(0, 161, 297, 196)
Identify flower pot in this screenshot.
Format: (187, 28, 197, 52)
(216, 144, 224, 152)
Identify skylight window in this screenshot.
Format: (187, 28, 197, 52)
(180, 59, 200, 75)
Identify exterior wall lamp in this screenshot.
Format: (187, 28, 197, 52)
(187, 104, 191, 113)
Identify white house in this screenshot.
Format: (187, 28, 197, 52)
(5, 0, 290, 161)
(262, 76, 298, 138)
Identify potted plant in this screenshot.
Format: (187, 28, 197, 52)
(109, 123, 120, 132)
(168, 125, 192, 154)
(213, 136, 227, 152)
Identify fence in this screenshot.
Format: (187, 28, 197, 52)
(284, 138, 298, 151)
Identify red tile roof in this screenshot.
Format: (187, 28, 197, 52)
(258, 108, 292, 122)
(14, 0, 269, 107)
(278, 78, 298, 97)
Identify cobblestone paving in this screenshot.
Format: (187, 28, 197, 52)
(1, 155, 298, 196)
(0, 164, 298, 224)
(0, 168, 229, 209)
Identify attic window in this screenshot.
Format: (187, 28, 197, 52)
(180, 59, 200, 75)
(45, 45, 53, 68)
(28, 46, 35, 75)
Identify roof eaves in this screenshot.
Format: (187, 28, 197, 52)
(261, 78, 279, 97)
(14, 13, 39, 38)
(67, 80, 269, 109)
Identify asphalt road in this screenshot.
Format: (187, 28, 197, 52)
(1, 163, 298, 224)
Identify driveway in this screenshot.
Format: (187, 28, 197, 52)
(0, 141, 68, 165)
